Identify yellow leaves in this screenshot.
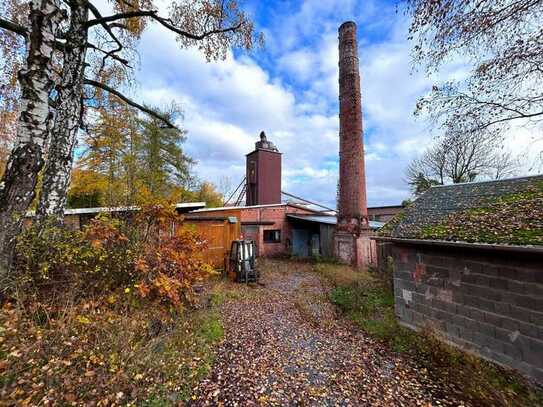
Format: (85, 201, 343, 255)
(0, 293, 226, 405)
(76, 315, 91, 325)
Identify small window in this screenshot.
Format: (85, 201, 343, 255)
(263, 229, 281, 243)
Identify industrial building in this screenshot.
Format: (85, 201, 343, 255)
(43, 21, 398, 268)
(186, 129, 384, 264)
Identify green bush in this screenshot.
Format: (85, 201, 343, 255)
(329, 286, 355, 309)
(15, 216, 139, 298)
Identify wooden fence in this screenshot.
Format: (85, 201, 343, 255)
(181, 216, 241, 270)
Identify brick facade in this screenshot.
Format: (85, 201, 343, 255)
(336, 21, 368, 229)
(245, 132, 282, 206)
(334, 21, 371, 267)
(193, 204, 317, 257)
(378, 240, 543, 384)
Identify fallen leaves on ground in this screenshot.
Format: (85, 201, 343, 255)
(0, 294, 221, 405)
(190, 260, 465, 406)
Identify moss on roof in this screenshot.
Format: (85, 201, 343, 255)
(417, 185, 543, 246)
(379, 176, 543, 247)
(378, 211, 405, 236)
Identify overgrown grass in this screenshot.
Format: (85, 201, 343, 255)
(315, 263, 543, 406)
(0, 292, 224, 405)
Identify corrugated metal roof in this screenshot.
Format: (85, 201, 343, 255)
(286, 214, 384, 229)
(288, 214, 337, 225)
(26, 202, 206, 217)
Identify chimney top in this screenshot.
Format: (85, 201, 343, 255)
(339, 21, 356, 31)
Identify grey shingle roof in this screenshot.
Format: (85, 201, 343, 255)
(383, 175, 543, 245)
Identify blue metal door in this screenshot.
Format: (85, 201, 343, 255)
(292, 229, 309, 257)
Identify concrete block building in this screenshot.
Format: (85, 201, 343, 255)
(375, 175, 543, 384)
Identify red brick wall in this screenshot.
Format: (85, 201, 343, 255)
(239, 205, 316, 256)
(337, 21, 368, 232)
(194, 204, 319, 257)
(246, 149, 282, 206)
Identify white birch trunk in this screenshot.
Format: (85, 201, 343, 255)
(0, 0, 63, 287)
(37, 0, 88, 223)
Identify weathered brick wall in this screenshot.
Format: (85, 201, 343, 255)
(337, 21, 367, 225)
(384, 241, 543, 384)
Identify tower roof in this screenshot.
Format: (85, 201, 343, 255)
(254, 130, 279, 152)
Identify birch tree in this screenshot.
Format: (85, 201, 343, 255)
(0, 0, 64, 286)
(37, 0, 257, 222)
(0, 0, 258, 287)
(0, 0, 26, 173)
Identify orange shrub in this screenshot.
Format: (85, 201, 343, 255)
(15, 204, 214, 307)
(134, 228, 214, 306)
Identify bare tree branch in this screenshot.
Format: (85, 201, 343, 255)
(86, 8, 242, 41)
(405, 130, 521, 195)
(83, 0, 124, 71)
(150, 14, 242, 41)
(0, 16, 28, 39)
(408, 0, 543, 145)
(84, 78, 177, 129)
(85, 10, 157, 27)
(86, 42, 131, 67)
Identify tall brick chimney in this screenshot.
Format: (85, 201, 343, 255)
(246, 131, 282, 206)
(334, 21, 371, 267)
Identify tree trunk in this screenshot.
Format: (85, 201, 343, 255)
(37, 0, 88, 223)
(0, 0, 63, 288)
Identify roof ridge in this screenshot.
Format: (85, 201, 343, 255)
(428, 174, 543, 190)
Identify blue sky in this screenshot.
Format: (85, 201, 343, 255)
(99, 0, 535, 207)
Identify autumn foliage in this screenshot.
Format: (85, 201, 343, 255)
(15, 205, 214, 307)
(0, 205, 218, 404)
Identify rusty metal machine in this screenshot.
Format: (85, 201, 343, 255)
(228, 239, 258, 283)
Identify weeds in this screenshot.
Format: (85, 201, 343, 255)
(0, 291, 224, 405)
(316, 263, 543, 406)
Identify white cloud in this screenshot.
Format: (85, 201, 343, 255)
(125, 0, 537, 210)
(278, 49, 317, 82)
(130, 6, 418, 207)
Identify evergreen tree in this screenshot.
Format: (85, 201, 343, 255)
(137, 106, 194, 201)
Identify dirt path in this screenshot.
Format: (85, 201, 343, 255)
(190, 261, 464, 406)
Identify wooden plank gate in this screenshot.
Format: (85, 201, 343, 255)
(181, 216, 241, 270)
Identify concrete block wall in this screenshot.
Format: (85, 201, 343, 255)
(386, 242, 543, 384)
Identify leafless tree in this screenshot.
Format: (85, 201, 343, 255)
(406, 0, 543, 144)
(0, 0, 259, 287)
(406, 131, 520, 195)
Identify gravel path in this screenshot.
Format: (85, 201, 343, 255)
(190, 261, 465, 406)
